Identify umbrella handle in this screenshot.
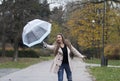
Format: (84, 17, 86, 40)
(42, 41, 47, 48)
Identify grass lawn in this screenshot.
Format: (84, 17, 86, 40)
(86, 58, 120, 81)
(90, 67, 120, 81)
(0, 56, 53, 69)
(85, 58, 120, 66)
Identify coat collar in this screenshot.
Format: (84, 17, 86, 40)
(57, 47, 70, 55)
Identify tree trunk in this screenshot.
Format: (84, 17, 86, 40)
(13, 37, 19, 62)
(1, 0, 6, 57)
(1, 25, 6, 57)
(1, 15, 6, 57)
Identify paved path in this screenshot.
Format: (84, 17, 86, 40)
(0, 69, 20, 78)
(86, 63, 120, 68)
(0, 58, 93, 81)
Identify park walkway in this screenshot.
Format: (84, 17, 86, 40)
(0, 58, 94, 81)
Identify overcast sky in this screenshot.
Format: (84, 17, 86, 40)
(0, 0, 2, 4)
(0, 0, 80, 10)
(47, 0, 81, 10)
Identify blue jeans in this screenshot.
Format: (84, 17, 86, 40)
(58, 64, 72, 81)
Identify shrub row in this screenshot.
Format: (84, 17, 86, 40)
(0, 50, 40, 58)
(104, 43, 120, 60)
(0, 48, 52, 58)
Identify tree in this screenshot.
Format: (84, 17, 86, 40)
(0, 0, 13, 57)
(50, 6, 64, 24)
(48, 22, 62, 44)
(66, 3, 101, 48)
(40, 0, 51, 21)
(65, 1, 120, 57)
(0, 0, 51, 61)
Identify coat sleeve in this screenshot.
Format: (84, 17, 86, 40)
(46, 44, 55, 50)
(71, 45, 84, 58)
(43, 42, 55, 51)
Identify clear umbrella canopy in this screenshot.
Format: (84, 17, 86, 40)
(22, 19, 51, 47)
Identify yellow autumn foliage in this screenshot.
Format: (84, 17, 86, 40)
(48, 22, 62, 43)
(104, 44, 120, 59)
(65, 3, 120, 49)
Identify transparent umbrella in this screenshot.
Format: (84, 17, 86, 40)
(22, 19, 52, 47)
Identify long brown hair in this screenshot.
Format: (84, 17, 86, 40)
(54, 33, 72, 56)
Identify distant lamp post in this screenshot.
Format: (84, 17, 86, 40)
(92, 19, 95, 57)
(101, 0, 108, 66)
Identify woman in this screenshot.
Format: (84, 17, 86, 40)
(43, 33, 85, 81)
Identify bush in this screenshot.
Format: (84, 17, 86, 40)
(104, 44, 120, 60)
(19, 50, 40, 58)
(0, 50, 40, 58)
(83, 47, 102, 59)
(39, 48, 52, 56)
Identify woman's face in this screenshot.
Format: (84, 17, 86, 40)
(56, 34, 63, 44)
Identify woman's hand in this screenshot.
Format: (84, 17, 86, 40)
(42, 41, 47, 48)
(82, 55, 87, 61)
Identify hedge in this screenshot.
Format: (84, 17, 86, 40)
(104, 43, 120, 60)
(0, 50, 39, 58)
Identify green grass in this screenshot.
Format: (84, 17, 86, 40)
(85, 58, 120, 66)
(90, 67, 120, 81)
(0, 56, 53, 69)
(85, 58, 100, 64)
(86, 58, 120, 81)
(108, 60, 120, 66)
